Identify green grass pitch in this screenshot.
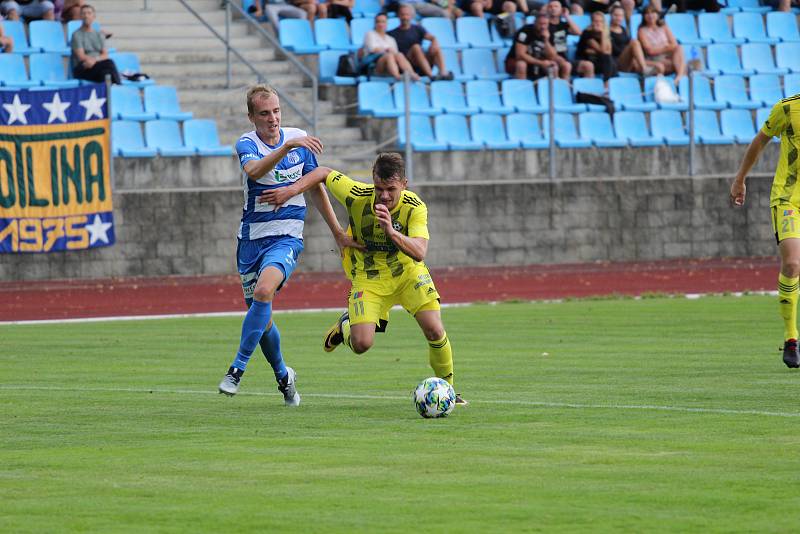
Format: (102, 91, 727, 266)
(3, 296, 800, 532)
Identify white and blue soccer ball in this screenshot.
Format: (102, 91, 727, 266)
(413, 377, 456, 418)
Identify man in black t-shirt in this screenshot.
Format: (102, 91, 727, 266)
(504, 15, 559, 81)
(388, 3, 453, 80)
(545, 0, 579, 78)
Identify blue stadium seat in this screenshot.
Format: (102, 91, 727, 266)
(421, 17, 466, 50)
(393, 81, 439, 115)
(434, 114, 483, 150)
(578, 111, 627, 147)
(111, 120, 157, 157)
(571, 14, 591, 32)
(279, 19, 325, 53)
(501, 79, 546, 113)
(537, 78, 586, 113)
(110, 52, 155, 86)
(466, 80, 514, 114)
(353, 0, 382, 18)
(608, 77, 657, 112)
(721, 0, 770, 13)
(785, 73, 800, 96)
(461, 48, 508, 80)
(470, 113, 520, 149)
(553, 112, 591, 148)
(613, 111, 663, 147)
(706, 43, 753, 76)
(720, 108, 756, 143)
(315, 18, 360, 52)
(111, 85, 156, 121)
(358, 81, 401, 116)
(456, 17, 502, 49)
(767, 12, 800, 43)
(697, 13, 745, 45)
(750, 74, 784, 106)
(29, 20, 69, 55)
(756, 106, 779, 141)
(693, 109, 734, 144)
(397, 114, 448, 151)
(318, 50, 358, 85)
(741, 43, 786, 75)
(665, 14, 709, 46)
(430, 80, 478, 114)
(572, 77, 607, 112)
(2, 20, 36, 55)
(714, 74, 760, 109)
(650, 110, 689, 145)
(440, 48, 470, 81)
(506, 113, 549, 148)
(678, 74, 726, 110)
(776, 43, 800, 74)
(183, 119, 232, 156)
(733, 13, 779, 45)
(350, 17, 374, 50)
(643, 75, 687, 110)
(143, 85, 193, 120)
(629, 13, 642, 38)
(29, 53, 79, 87)
(145, 120, 196, 157)
(0, 54, 39, 87)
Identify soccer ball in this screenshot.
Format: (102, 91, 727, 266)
(413, 377, 456, 418)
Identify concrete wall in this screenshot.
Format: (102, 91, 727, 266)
(0, 173, 775, 281)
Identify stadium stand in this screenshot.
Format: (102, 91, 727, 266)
(314, 18, 360, 52)
(572, 77, 607, 112)
(678, 75, 727, 110)
(537, 78, 586, 113)
(613, 111, 663, 147)
(776, 42, 800, 73)
(741, 43, 786, 75)
(111, 85, 157, 121)
(434, 114, 483, 150)
(501, 79, 546, 113)
(183, 119, 233, 156)
(750, 74, 785, 106)
(721, 108, 757, 143)
(30, 53, 79, 87)
(506, 113, 549, 149)
(553, 112, 591, 148)
(785, 73, 800, 95)
(455, 17, 502, 50)
(466, 80, 514, 114)
(650, 110, 690, 145)
(665, 13, 710, 46)
(392, 81, 439, 115)
(693, 109, 734, 144)
(397, 114, 449, 151)
(766, 11, 800, 42)
(112, 120, 157, 158)
(278, 19, 326, 54)
(714, 74, 761, 109)
(2, 20, 36, 54)
(0, 53, 39, 87)
(358, 81, 402, 117)
(470, 113, 520, 149)
(706, 43, 753, 76)
(421, 17, 467, 50)
(461, 48, 508, 81)
(29, 20, 70, 55)
(430, 79, 479, 114)
(609, 76, 658, 112)
(697, 13, 745, 44)
(578, 111, 627, 148)
(145, 120, 197, 157)
(143, 86, 193, 121)
(732, 12, 780, 44)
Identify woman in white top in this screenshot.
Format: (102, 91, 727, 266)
(361, 12, 420, 81)
(637, 5, 686, 84)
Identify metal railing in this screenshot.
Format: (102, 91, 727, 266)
(174, 0, 318, 134)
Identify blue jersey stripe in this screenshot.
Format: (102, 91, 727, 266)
(244, 205, 307, 224)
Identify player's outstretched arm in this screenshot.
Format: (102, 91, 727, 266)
(259, 166, 333, 206)
(307, 183, 365, 253)
(244, 136, 323, 180)
(374, 204, 428, 262)
(731, 131, 771, 207)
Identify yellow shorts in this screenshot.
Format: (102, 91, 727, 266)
(772, 205, 800, 243)
(348, 264, 441, 326)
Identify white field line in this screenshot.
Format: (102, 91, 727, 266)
(0, 384, 798, 418)
(0, 292, 779, 326)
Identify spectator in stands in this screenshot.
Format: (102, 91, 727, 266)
(574, 0, 635, 16)
(388, 4, 453, 81)
(608, 4, 650, 76)
(328, 0, 354, 22)
(385, 0, 462, 19)
(761, 0, 799, 10)
(361, 12, 421, 81)
(575, 11, 616, 80)
(637, 4, 685, 85)
(659, 0, 720, 12)
(288, 0, 326, 25)
(71, 4, 121, 84)
(504, 15, 560, 80)
(0, 20, 13, 52)
(0, 0, 55, 21)
(60, 0, 84, 22)
(547, 0, 578, 79)
(465, 0, 530, 18)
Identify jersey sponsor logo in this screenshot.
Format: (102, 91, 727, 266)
(240, 272, 257, 299)
(364, 240, 397, 252)
(273, 163, 303, 183)
(414, 273, 432, 289)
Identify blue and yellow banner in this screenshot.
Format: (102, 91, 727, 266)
(0, 84, 113, 253)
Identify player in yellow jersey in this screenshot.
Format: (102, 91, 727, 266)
(262, 153, 467, 404)
(731, 94, 800, 368)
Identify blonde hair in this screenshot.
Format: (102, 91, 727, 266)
(246, 84, 278, 115)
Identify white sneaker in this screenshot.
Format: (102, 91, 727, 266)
(278, 367, 300, 407)
(218, 366, 242, 396)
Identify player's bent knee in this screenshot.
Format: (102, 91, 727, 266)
(350, 337, 373, 354)
(253, 287, 276, 302)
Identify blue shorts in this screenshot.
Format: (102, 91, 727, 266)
(237, 235, 304, 304)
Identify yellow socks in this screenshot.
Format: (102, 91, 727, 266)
(778, 273, 799, 341)
(342, 318, 353, 351)
(428, 333, 454, 386)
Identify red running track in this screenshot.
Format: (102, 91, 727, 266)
(0, 257, 780, 322)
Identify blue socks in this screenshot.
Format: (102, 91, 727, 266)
(259, 322, 288, 381)
(231, 299, 288, 382)
(232, 300, 271, 371)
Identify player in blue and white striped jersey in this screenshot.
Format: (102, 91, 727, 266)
(218, 84, 361, 405)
